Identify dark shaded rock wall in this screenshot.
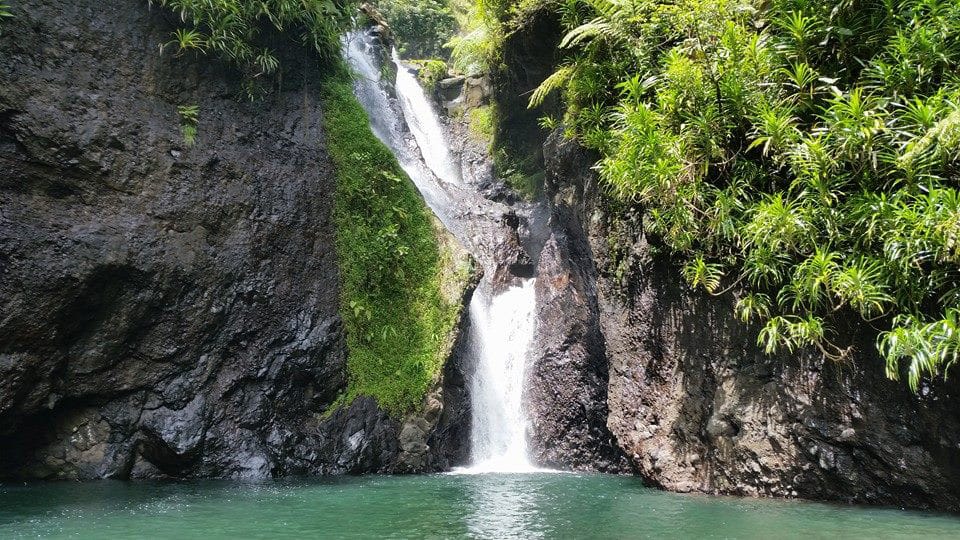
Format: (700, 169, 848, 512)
(489, 8, 561, 175)
(0, 0, 390, 479)
(422, 313, 474, 471)
(527, 206, 631, 472)
(543, 131, 960, 510)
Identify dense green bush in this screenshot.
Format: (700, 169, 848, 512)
(377, 0, 457, 58)
(531, 0, 960, 389)
(410, 58, 449, 91)
(321, 65, 461, 415)
(445, 0, 517, 74)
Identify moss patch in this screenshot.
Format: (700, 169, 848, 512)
(467, 104, 494, 143)
(410, 58, 449, 92)
(320, 64, 471, 416)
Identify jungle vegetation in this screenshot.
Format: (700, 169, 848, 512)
(377, 0, 458, 58)
(321, 68, 463, 415)
(152, 0, 354, 97)
(525, 0, 960, 389)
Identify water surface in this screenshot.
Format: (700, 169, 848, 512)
(2, 473, 958, 538)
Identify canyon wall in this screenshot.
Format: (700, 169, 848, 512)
(541, 130, 960, 511)
(0, 0, 446, 479)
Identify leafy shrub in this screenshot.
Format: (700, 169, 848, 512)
(153, 0, 353, 96)
(468, 104, 494, 141)
(531, 0, 960, 390)
(176, 104, 199, 146)
(410, 58, 449, 91)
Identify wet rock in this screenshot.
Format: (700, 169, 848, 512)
(360, 3, 393, 42)
(398, 244, 480, 474)
(462, 76, 492, 108)
(309, 397, 400, 475)
(517, 131, 629, 473)
(527, 233, 631, 472)
(438, 77, 465, 103)
(423, 327, 474, 470)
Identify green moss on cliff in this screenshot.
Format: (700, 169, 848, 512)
(156, 0, 467, 416)
(321, 64, 467, 416)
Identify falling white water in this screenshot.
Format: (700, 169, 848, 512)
(342, 35, 403, 153)
(392, 50, 463, 185)
(342, 33, 457, 229)
(343, 30, 541, 473)
(461, 279, 538, 473)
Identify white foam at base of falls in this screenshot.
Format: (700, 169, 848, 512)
(457, 279, 540, 474)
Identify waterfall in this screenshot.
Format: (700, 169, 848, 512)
(343, 30, 539, 473)
(391, 49, 463, 186)
(464, 280, 537, 472)
(342, 33, 456, 230)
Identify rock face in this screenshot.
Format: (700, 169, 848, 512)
(490, 8, 561, 172)
(527, 211, 630, 472)
(0, 0, 424, 479)
(542, 131, 960, 510)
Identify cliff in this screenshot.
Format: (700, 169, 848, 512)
(539, 129, 960, 510)
(0, 0, 471, 479)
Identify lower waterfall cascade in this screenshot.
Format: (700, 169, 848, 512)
(462, 279, 538, 473)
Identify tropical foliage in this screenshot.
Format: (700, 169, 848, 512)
(530, 0, 960, 390)
(445, 0, 516, 74)
(377, 0, 457, 58)
(176, 104, 199, 146)
(152, 0, 352, 96)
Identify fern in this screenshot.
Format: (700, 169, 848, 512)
(528, 66, 574, 109)
(559, 19, 615, 49)
(151, 0, 352, 96)
(177, 105, 199, 146)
